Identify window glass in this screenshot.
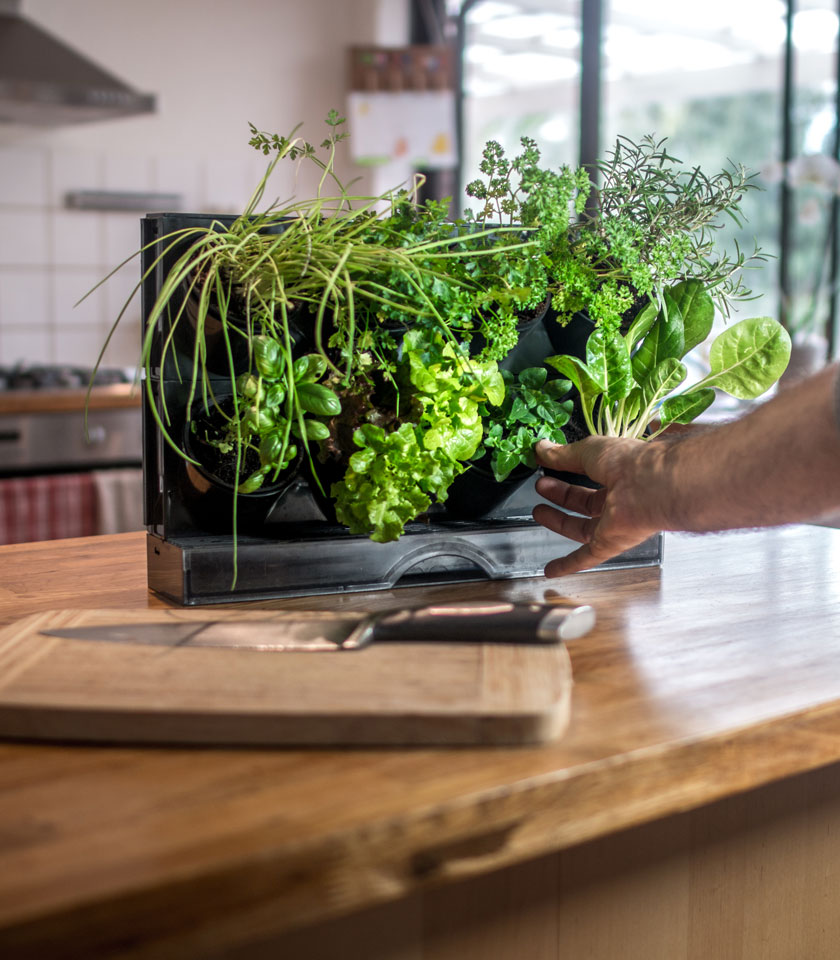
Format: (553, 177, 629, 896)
(602, 0, 791, 326)
(457, 1, 839, 354)
(458, 0, 582, 208)
(787, 2, 839, 345)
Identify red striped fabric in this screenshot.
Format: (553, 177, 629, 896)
(0, 474, 99, 545)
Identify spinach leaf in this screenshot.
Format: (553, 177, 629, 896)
(670, 279, 714, 354)
(545, 283, 790, 440)
(588, 326, 633, 404)
(659, 388, 715, 426)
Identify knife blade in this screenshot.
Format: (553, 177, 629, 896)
(41, 601, 595, 651)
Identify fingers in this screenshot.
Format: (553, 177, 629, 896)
(532, 502, 597, 545)
(534, 438, 588, 474)
(534, 474, 605, 518)
(544, 544, 612, 578)
(533, 509, 635, 577)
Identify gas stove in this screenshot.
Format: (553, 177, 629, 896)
(0, 364, 133, 392)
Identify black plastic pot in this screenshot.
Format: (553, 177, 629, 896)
(172, 276, 310, 378)
(444, 456, 536, 520)
(179, 397, 302, 534)
(544, 308, 594, 360)
(470, 297, 554, 374)
(306, 455, 347, 526)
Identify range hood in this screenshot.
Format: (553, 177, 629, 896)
(0, 0, 155, 125)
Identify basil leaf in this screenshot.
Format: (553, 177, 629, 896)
(296, 382, 342, 416)
(238, 468, 268, 494)
(295, 353, 327, 383)
(254, 336, 283, 379)
(302, 419, 330, 441)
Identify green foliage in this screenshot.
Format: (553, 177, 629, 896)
(332, 422, 463, 543)
(332, 330, 506, 541)
(204, 341, 341, 493)
(478, 367, 573, 482)
(563, 135, 767, 326)
(89, 112, 788, 563)
(463, 137, 590, 356)
(546, 279, 791, 439)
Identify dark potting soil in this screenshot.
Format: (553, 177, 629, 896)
(188, 399, 261, 488)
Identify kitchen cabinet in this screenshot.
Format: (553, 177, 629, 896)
(1, 526, 840, 957)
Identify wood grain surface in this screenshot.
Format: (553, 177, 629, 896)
(0, 384, 141, 415)
(0, 607, 573, 746)
(1, 527, 840, 957)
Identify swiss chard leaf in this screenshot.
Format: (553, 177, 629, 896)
(669, 279, 714, 354)
(545, 353, 604, 398)
(587, 326, 633, 404)
(641, 357, 687, 409)
(630, 289, 685, 384)
(623, 299, 658, 352)
(659, 388, 716, 425)
(701, 317, 791, 399)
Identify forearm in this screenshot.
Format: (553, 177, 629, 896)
(653, 363, 840, 533)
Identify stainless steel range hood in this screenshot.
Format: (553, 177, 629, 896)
(0, 0, 156, 125)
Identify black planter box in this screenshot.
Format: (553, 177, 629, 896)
(141, 213, 663, 605)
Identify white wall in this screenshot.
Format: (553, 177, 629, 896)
(0, 0, 408, 369)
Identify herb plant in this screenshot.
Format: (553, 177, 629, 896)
(546, 280, 791, 439)
(478, 368, 573, 481)
(547, 135, 767, 329)
(88, 113, 791, 578)
(463, 137, 590, 360)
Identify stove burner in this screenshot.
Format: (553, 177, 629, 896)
(0, 364, 132, 391)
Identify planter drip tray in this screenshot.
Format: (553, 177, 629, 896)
(147, 523, 663, 605)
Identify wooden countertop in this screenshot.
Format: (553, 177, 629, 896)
(1, 527, 840, 956)
(0, 384, 141, 415)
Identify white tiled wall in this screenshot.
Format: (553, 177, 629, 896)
(0, 0, 409, 372)
(0, 144, 269, 370)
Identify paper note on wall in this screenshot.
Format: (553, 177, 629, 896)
(347, 91, 456, 169)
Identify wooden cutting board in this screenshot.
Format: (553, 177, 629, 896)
(0, 608, 573, 747)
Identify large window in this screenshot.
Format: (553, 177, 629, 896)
(455, 0, 840, 355)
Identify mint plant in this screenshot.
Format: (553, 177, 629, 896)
(478, 368, 573, 481)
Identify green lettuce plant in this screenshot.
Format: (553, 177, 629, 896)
(331, 329, 505, 541)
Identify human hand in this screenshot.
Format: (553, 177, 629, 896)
(532, 437, 664, 577)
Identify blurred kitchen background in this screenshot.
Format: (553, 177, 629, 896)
(1, 0, 838, 542)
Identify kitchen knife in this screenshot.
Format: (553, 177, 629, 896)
(42, 601, 595, 652)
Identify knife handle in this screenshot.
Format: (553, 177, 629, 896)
(365, 602, 595, 646)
